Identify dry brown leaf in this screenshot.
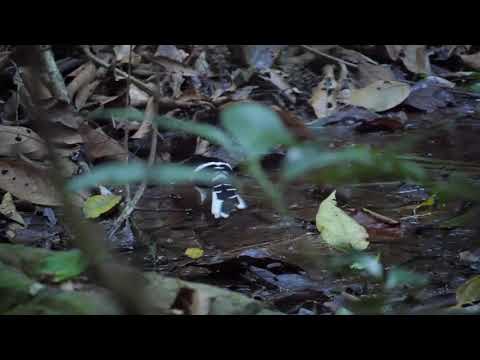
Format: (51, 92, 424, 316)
(113, 45, 141, 64)
(75, 79, 100, 110)
(460, 52, 480, 70)
(310, 45, 338, 52)
(129, 83, 151, 107)
(0, 125, 48, 160)
(66, 62, 97, 100)
(47, 124, 84, 146)
(194, 51, 212, 77)
(53, 145, 82, 158)
(155, 45, 189, 62)
(0, 159, 62, 206)
(66, 62, 89, 78)
(230, 85, 258, 101)
(345, 80, 411, 112)
(0, 192, 26, 227)
(309, 65, 338, 118)
(272, 106, 315, 141)
(89, 94, 122, 107)
(385, 45, 431, 74)
(241, 45, 286, 70)
(331, 47, 378, 65)
(259, 69, 296, 103)
(21, 66, 53, 100)
(79, 124, 127, 161)
(170, 72, 185, 99)
(0, 51, 11, 70)
(57, 157, 79, 178)
(355, 63, 396, 88)
(46, 102, 84, 129)
(146, 54, 198, 77)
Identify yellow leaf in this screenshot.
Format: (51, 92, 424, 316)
(414, 194, 437, 214)
(456, 275, 480, 307)
(83, 194, 122, 219)
(315, 191, 369, 251)
(346, 80, 410, 112)
(185, 247, 204, 259)
(0, 192, 25, 226)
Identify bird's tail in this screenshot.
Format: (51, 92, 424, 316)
(211, 183, 247, 219)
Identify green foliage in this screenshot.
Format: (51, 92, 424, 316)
(0, 244, 88, 283)
(5, 290, 122, 315)
(90, 107, 236, 152)
(468, 82, 480, 93)
(0, 262, 41, 313)
(350, 254, 383, 279)
(281, 144, 427, 184)
(39, 250, 89, 283)
(220, 102, 295, 159)
(67, 162, 219, 192)
(456, 275, 480, 307)
(385, 268, 429, 290)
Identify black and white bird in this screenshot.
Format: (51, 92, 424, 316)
(187, 155, 247, 219)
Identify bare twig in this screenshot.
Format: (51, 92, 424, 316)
(362, 207, 399, 225)
(38, 45, 70, 103)
(300, 45, 359, 68)
(107, 96, 159, 239)
(124, 45, 133, 202)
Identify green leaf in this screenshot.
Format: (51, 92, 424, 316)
(5, 290, 122, 315)
(456, 275, 480, 307)
(67, 162, 220, 192)
(0, 262, 41, 313)
(336, 307, 354, 315)
(220, 102, 295, 159)
(83, 194, 122, 219)
(0, 244, 88, 283)
(350, 254, 383, 278)
(385, 268, 428, 290)
(468, 82, 480, 93)
(281, 145, 426, 184)
(39, 250, 89, 282)
(90, 108, 235, 152)
(316, 191, 369, 251)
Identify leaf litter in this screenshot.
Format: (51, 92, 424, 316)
(2, 45, 480, 315)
